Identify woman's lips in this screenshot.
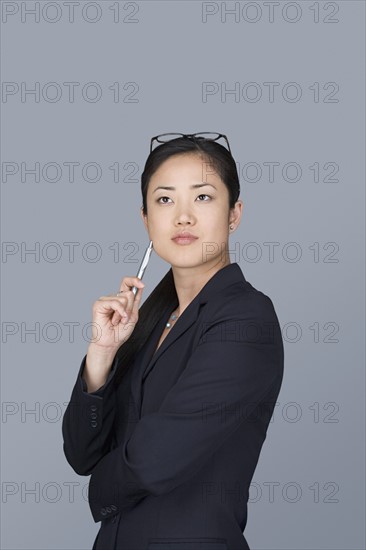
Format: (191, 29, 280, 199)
(172, 236, 198, 245)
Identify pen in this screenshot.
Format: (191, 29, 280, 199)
(131, 240, 153, 296)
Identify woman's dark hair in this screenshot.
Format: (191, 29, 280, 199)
(113, 136, 240, 387)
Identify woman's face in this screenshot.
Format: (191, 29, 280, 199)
(141, 153, 242, 268)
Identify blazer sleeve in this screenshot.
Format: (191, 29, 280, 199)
(87, 295, 284, 522)
(62, 353, 120, 476)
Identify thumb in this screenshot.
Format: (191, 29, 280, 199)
(133, 286, 144, 306)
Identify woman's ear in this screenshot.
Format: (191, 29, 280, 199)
(229, 199, 244, 227)
(140, 206, 148, 231)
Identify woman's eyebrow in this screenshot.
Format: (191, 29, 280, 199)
(153, 183, 217, 193)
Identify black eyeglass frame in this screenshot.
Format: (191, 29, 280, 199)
(150, 132, 232, 155)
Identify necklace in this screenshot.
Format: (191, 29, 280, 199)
(166, 309, 179, 329)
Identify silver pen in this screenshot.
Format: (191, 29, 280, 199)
(132, 240, 153, 296)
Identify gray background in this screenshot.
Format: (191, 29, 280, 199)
(1, 1, 365, 549)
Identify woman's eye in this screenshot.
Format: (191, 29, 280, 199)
(157, 194, 212, 204)
(156, 196, 171, 204)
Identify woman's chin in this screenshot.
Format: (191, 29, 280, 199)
(161, 251, 203, 268)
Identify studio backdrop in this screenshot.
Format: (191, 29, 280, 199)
(1, 1, 365, 549)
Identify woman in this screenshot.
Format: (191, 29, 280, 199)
(62, 132, 284, 550)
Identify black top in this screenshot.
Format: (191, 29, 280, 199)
(62, 263, 284, 550)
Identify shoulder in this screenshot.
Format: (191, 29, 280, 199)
(204, 277, 279, 324)
(196, 277, 283, 350)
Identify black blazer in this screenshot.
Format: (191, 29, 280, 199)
(62, 263, 284, 550)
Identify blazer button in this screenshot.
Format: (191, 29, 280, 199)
(105, 506, 112, 513)
(90, 421, 98, 428)
(100, 508, 107, 516)
(110, 505, 117, 511)
(90, 405, 97, 411)
(90, 413, 98, 419)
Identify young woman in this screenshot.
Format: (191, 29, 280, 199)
(62, 132, 284, 550)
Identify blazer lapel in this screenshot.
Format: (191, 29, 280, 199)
(143, 298, 203, 381)
(130, 298, 203, 420)
(130, 262, 245, 419)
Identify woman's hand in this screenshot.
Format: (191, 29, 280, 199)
(89, 276, 145, 353)
(82, 277, 145, 392)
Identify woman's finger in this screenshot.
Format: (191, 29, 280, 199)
(131, 285, 143, 314)
(119, 277, 145, 293)
(113, 285, 143, 326)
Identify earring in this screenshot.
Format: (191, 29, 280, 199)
(229, 224, 234, 231)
